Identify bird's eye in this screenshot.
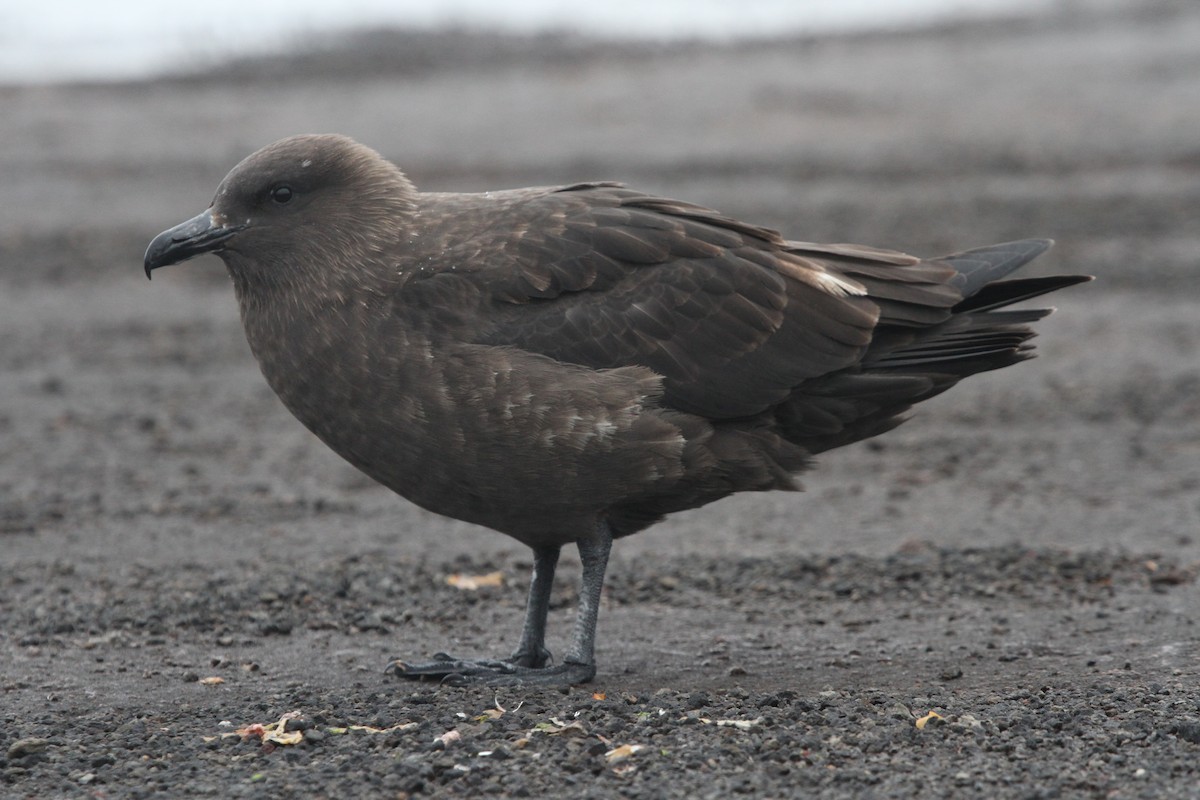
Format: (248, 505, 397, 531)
(270, 185, 294, 205)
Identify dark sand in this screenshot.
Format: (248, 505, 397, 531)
(2, 1, 1199, 796)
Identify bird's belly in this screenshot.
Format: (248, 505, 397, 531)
(253, 330, 687, 545)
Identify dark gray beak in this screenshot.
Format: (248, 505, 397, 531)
(144, 210, 245, 279)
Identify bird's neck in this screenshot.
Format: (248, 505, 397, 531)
(232, 274, 434, 470)
(225, 244, 400, 312)
(231, 260, 389, 373)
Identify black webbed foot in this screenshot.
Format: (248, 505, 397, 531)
(385, 654, 595, 687)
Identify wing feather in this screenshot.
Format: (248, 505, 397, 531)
(403, 184, 973, 418)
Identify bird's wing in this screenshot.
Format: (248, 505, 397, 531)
(405, 183, 966, 418)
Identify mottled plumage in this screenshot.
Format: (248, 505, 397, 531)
(145, 134, 1090, 685)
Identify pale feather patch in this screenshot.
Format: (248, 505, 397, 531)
(593, 418, 618, 439)
(812, 270, 867, 297)
(786, 240, 922, 266)
(774, 254, 867, 297)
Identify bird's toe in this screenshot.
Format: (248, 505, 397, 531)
(385, 655, 594, 687)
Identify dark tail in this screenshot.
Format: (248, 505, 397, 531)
(779, 240, 1091, 454)
(944, 239, 1091, 313)
(869, 239, 1092, 371)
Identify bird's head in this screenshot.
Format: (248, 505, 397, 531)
(144, 134, 416, 289)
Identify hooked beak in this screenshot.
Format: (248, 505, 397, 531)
(144, 210, 246, 279)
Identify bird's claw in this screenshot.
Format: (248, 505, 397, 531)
(385, 655, 595, 687)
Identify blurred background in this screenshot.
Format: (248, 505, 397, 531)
(2, 0, 1056, 83)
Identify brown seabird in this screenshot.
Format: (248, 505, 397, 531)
(144, 134, 1090, 686)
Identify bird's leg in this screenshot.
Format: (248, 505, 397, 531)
(558, 525, 612, 679)
(509, 545, 560, 668)
(386, 522, 613, 687)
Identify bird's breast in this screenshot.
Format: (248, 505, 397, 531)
(237, 296, 691, 543)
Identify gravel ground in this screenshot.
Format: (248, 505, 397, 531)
(2, 1, 1199, 797)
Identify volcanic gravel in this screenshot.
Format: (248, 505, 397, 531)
(3, 547, 1199, 798)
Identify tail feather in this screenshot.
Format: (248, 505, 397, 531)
(953, 275, 1093, 313)
(773, 239, 1091, 454)
(943, 238, 1054, 296)
(874, 240, 1091, 371)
